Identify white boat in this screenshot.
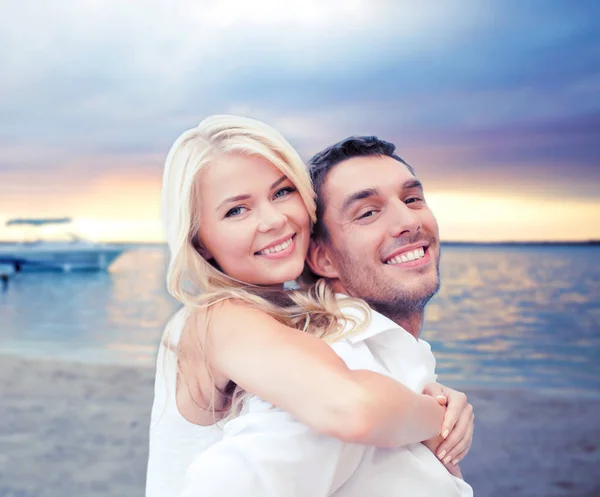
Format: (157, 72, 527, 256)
(0, 217, 127, 272)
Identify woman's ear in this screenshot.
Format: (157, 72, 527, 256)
(306, 239, 339, 279)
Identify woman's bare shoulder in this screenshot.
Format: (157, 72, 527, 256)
(191, 299, 301, 358)
(190, 297, 281, 323)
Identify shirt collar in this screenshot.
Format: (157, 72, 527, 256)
(336, 294, 417, 344)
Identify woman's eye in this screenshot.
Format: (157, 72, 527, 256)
(273, 186, 296, 199)
(225, 206, 247, 218)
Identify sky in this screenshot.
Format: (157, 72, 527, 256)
(1, 0, 599, 242)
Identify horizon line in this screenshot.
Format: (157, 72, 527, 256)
(3, 239, 598, 246)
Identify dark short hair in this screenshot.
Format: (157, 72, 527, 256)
(308, 136, 415, 240)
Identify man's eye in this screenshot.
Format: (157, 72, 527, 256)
(273, 186, 296, 199)
(225, 206, 247, 218)
(357, 210, 377, 220)
(405, 197, 424, 205)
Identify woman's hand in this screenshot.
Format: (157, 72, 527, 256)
(422, 435, 463, 478)
(422, 382, 474, 469)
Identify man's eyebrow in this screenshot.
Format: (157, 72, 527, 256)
(339, 180, 423, 214)
(340, 188, 379, 213)
(217, 176, 288, 211)
(403, 179, 423, 190)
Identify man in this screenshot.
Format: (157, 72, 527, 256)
(179, 136, 474, 496)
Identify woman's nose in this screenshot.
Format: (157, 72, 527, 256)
(257, 204, 287, 233)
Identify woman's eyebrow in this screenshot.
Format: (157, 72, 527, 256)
(217, 176, 289, 211)
(217, 194, 251, 211)
(270, 175, 287, 189)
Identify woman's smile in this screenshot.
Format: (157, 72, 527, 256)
(255, 234, 296, 258)
(197, 153, 311, 286)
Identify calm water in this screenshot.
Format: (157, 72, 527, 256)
(1, 245, 599, 397)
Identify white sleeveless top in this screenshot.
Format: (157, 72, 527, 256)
(145, 308, 224, 497)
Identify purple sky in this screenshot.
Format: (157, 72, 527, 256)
(1, 0, 598, 241)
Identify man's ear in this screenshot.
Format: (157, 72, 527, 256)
(193, 235, 213, 260)
(198, 245, 213, 260)
(306, 239, 339, 279)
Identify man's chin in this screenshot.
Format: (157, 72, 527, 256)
(390, 277, 440, 306)
(389, 267, 438, 288)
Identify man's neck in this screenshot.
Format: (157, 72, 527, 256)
(384, 312, 423, 340)
(332, 281, 424, 339)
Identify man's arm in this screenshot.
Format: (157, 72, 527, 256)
(179, 404, 364, 497)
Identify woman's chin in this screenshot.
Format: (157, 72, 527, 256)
(234, 260, 304, 287)
(257, 269, 302, 287)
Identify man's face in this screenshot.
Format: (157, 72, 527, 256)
(313, 155, 441, 315)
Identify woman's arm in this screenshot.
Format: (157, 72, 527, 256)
(197, 300, 444, 448)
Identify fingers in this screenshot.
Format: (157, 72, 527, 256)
(440, 390, 467, 438)
(422, 382, 448, 406)
(444, 463, 463, 479)
(451, 414, 474, 464)
(450, 444, 471, 466)
(436, 404, 474, 465)
(448, 415, 474, 465)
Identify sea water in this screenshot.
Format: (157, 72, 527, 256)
(1, 244, 598, 397)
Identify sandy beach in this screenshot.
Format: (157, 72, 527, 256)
(1, 354, 598, 497)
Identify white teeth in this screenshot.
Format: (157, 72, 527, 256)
(386, 247, 425, 265)
(258, 237, 293, 255)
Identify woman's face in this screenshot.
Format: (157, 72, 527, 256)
(196, 153, 311, 286)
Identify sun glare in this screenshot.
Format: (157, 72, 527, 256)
(427, 191, 600, 242)
(2, 189, 598, 243)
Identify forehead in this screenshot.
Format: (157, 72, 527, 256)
(321, 155, 416, 208)
(202, 153, 281, 185)
(198, 154, 282, 195)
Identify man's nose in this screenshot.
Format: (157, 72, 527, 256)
(387, 198, 421, 238)
(257, 203, 287, 233)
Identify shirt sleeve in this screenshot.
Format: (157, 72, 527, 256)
(179, 401, 365, 497)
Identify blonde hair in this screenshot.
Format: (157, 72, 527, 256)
(160, 114, 369, 420)
(162, 114, 316, 301)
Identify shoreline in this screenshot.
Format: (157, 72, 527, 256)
(1, 348, 596, 400)
(1, 354, 599, 497)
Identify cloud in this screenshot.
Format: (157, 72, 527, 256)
(0, 0, 491, 151)
(0, 0, 598, 241)
(1, 1, 596, 148)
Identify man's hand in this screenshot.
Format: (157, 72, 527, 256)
(422, 383, 474, 469)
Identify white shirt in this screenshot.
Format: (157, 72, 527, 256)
(145, 309, 224, 497)
(179, 301, 474, 497)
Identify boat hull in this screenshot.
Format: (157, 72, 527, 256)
(0, 247, 125, 272)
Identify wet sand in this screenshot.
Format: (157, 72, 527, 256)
(1, 354, 598, 497)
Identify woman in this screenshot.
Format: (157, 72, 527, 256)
(146, 115, 471, 497)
